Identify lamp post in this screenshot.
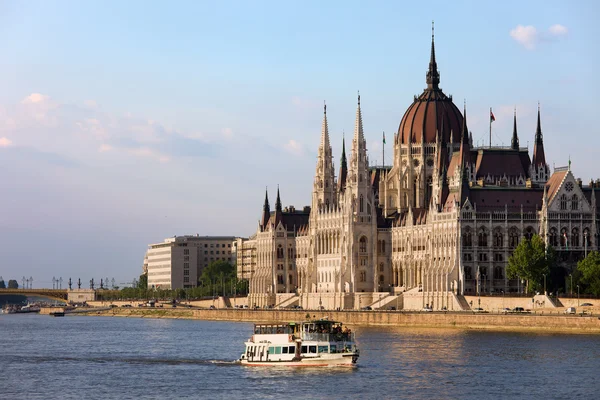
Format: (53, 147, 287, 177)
(577, 285, 580, 307)
(584, 231, 588, 258)
(543, 274, 547, 295)
(570, 274, 573, 295)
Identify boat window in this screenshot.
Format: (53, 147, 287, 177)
(318, 345, 328, 353)
(282, 346, 288, 354)
(330, 344, 337, 353)
(309, 346, 317, 354)
(289, 346, 295, 353)
(275, 347, 281, 355)
(301, 345, 308, 354)
(268, 346, 274, 354)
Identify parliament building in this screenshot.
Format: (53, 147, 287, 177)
(235, 31, 600, 311)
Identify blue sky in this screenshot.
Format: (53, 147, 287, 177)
(0, 0, 598, 287)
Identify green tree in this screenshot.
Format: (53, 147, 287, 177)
(7, 280, 19, 289)
(577, 251, 600, 296)
(138, 273, 148, 290)
(0, 279, 5, 289)
(507, 234, 550, 293)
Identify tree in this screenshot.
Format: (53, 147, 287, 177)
(0, 280, 5, 289)
(507, 234, 550, 293)
(138, 273, 148, 290)
(7, 280, 19, 289)
(577, 251, 600, 296)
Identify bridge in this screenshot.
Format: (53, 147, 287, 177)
(0, 288, 68, 301)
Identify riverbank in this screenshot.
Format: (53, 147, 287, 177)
(75, 307, 600, 334)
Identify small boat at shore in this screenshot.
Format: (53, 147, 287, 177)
(49, 311, 65, 317)
(239, 319, 359, 367)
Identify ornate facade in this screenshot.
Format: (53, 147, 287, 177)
(240, 31, 600, 310)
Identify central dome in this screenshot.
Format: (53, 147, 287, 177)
(397, 32, 463, 145)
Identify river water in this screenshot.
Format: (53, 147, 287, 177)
(1, 314, 598, 399)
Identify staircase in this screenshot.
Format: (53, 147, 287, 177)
(453, 294, 471, 311)
(367, 294, 396, 310)
(275, 294, 299, 309)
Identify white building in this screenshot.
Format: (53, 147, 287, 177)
(145, 235, 237, 289)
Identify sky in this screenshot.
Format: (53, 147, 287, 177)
(0, 0, 598, 288)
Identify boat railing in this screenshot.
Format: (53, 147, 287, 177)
(300, 332, 355, 342)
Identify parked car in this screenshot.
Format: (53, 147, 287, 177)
(209, 305, 216, 310)
(512, 307, 525, 313)
(361, 306, 373, 311)
(564, 307, 576, 314)
(581, 303, 593, 307)
(422, 307, 433, 312)
(502, 308, 511, 314)
(472, 307, 487, 313)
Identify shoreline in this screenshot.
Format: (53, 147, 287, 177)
(72, 307, 600, 335)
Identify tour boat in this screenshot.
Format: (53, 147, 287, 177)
(239, 319, 359, 367)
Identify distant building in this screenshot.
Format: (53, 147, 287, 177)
(145, 235, 237, 289)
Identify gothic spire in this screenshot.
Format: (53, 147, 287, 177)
(320, 101, 331, 149)
(426, 21, 440, 90)
(338, 133, 348, 193)
(533, 103, 547, 166)
(511, 108, 520, 150)
(458, 101, 471, 167)
(275, 185, 282, 213)
(353, 91, 365, 143)
(260, 187, 270, 231)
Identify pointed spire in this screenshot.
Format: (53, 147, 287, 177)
(353, 91, 365, 143)
(320, 100, 331, 149)
(275, 185, 282, 213)
(338, 133, 348, 193)
(458, 101, 471, 168)
(426, 21, 440, 90)
(533, 103, 547, 167)
(260, 187, 270, 231)
(511, 107, 520, 150)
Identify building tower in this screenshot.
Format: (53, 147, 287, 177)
(312, 102, 336, 211)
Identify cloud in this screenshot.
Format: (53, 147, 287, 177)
(548, 24, 568, 36)
(21, 93, 50, 104)
(128, 147, 169, 163)
(0, 137, 13, 147)
(510, 25, 538, 50)
(283, 139, 305, 156)
(98, 144, 112, 152)
(221, 127, 233, 139)
(510, 24, 568, 50)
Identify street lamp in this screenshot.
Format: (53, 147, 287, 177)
(584, 231, 588, 258)
(570, 274, 573, 295)
(543, 274, 547, 295)
(577, 285, 580, 306)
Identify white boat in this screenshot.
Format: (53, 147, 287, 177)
(239, 319, 359, 367)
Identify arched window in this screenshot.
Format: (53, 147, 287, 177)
(509, 227, 520, 248)
(464, 266, 472, 280)
(584, 228, 591, 247)
(560, 228, 568, 247)
(560, 194, 567, 210)
(478, 228, 488, 247)
(360, 271, 366, 282)
(494, 266, 504, 280)
(524, 227, 534, 241)
(359, 237, 367, 253)
(277, 245, 284, 259)
(571, 194, 579, 210)
(379, 263, 384, 272)
(360, 195, 364, 213)
(549, 228, 558, 247)
(463, 228, 473, 247)
(493, 228, 504, 247)
(572, 228, 580, 247)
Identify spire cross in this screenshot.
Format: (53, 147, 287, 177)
(324, 100, 326, 114)
(357, 90, 360, 106)
(432, 20, 434, 41)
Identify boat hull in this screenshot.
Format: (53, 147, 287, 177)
(240, 353, 358, 367)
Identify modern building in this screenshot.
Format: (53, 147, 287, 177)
(145, 235, 236, 289)
(241, 29, 600, 310)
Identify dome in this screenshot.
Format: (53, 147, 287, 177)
(397, 31, 463, 145)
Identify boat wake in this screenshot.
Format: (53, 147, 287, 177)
(7, 355, 240, 367)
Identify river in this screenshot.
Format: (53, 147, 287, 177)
(1, 314, 598, 399)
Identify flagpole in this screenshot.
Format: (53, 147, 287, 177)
(382, 131, 385, 168)
(489, 107, 492, 148)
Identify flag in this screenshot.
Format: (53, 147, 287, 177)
(490, 109, 496, 123)
(382, 131, 386, 145)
